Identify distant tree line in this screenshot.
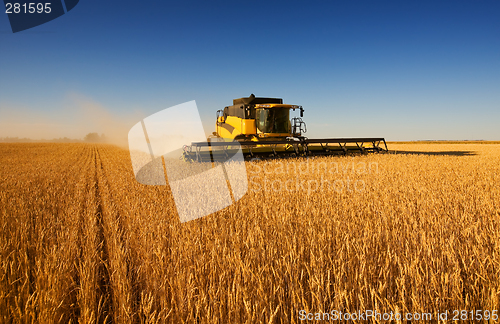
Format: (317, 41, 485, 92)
(83, 133, 107, 143)
(0, 133, 107, 143)
(0, 136, 81, 143)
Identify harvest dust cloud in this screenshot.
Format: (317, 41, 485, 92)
(0, 94, 144, 147)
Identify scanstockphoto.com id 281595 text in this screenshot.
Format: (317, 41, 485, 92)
(298, 309, 499, 321)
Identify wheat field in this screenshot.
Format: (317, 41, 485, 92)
(0, 143, 499, 323)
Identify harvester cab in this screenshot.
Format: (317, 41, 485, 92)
(183, 94, 388, 162)
(215, 94, 306, 141)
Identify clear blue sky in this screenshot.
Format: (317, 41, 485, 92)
(1, 0, 499, 141)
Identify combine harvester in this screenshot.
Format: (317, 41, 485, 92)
(182, 94, 387, 162)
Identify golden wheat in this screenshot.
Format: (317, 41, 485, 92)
(0, 142, 499, 323)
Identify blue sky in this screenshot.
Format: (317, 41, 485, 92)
(0, 0, 499, 141)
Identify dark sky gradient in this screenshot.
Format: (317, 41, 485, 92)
(0, 0, 499, 140)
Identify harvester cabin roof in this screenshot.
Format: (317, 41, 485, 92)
(232, 94, 283, 106)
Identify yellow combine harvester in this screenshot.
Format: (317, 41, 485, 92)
(183, 94, 387, 161)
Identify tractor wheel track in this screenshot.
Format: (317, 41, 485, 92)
(93, 147, 114, 323)
(93, 146, 140, 323)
